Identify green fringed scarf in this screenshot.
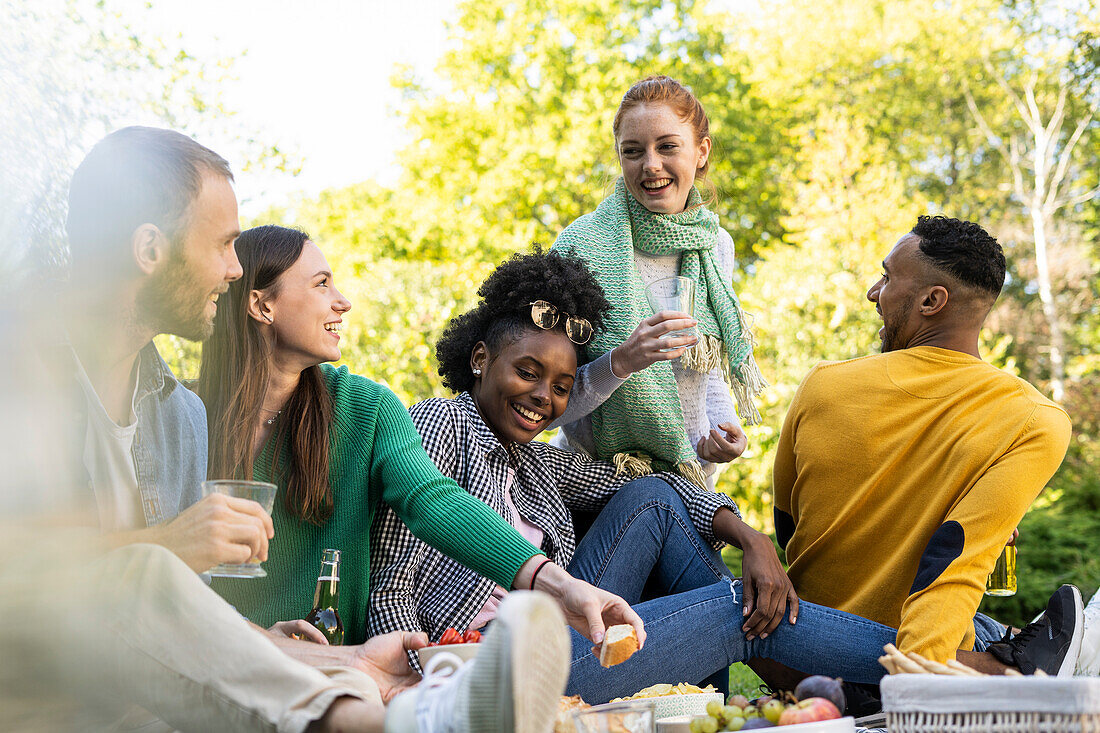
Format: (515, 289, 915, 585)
(553, 178, 766, 487)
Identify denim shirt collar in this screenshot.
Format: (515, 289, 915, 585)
(134, 340, 181, 405)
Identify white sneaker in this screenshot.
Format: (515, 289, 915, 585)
(385, 591, 571, 732)
(1077, 586, 1100, 676)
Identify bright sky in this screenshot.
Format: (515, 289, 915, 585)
(130, 0, 457, 214)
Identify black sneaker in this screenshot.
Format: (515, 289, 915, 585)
(988, 584, 1084, 676)
(841, 680, 881, 717)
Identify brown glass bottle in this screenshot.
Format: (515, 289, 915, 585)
(304, 548, 344, 645)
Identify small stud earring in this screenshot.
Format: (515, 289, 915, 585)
(473, 368, 482, 376)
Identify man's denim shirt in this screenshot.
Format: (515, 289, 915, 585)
(70, 341, 207, 527)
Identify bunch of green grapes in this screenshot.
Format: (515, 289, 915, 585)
(688, 697, 787, 731)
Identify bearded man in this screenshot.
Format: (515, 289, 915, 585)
(766, 215, 1079, 700)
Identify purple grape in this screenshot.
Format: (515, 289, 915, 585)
(741, 719, 776, 729)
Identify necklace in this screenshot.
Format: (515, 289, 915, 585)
(260, 407, 282, 426)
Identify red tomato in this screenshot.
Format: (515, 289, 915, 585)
(439, 627, 462, 645)
(463, 629, 482, 643)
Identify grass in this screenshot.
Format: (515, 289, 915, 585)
(729, 663, 765, 698)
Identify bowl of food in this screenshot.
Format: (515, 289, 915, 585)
(611, 683, 723, 720)
(416, 627, 482, 673)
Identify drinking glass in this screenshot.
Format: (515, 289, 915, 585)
(573, 700, 655, 733)
(644, 276, 696, 351)
(985, 544, 1017, 596)
(201, 479, 278, 578)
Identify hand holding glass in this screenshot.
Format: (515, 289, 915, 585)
(644, 276, 696, 352)
(201, 479, 278, 578)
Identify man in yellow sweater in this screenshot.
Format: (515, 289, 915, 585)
(773, 215, 1080, 680)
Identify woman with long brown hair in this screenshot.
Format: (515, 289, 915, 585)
(196, 225, 643, 654)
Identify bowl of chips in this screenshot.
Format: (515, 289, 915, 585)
(610, 683, 723, 720)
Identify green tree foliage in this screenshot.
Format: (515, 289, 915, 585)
(2, 0, 296, 279)
(377, 0, 788, 264)
(737, 0, 1014, 217)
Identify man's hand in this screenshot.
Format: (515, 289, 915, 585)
(269, 619, 329, 645)
(514, 558, 646, 649)
(713, 508, 798, 640)
(260, 623, 428, 704)
(610, 311, 698, 377)
(696, 422, 748, 464)
(135, 493, 274, 573)
(739, 531, 799, 639)
(349, 631, 428, 703)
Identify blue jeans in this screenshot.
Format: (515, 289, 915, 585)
(563, 477, 898, 703)
(972, 612, 1008, 651)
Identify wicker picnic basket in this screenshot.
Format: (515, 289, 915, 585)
(881, 675, 1100, 733)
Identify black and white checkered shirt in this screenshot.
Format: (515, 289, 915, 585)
(367, 391, 739, 642)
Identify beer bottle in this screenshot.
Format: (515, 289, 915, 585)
(305, 548, 344, 645)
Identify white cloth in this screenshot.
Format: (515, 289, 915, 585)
(73, 352, 144, 531)
(1078, 586, 1100, 675)
(881, 674, 1100, 713)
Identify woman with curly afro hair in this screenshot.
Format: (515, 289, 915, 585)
(369, 249, 899, 704)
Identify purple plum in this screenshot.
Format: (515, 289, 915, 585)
(794, 675, 846, 713)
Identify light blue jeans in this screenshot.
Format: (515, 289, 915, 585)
(563, 477, 899, 704)
(973, 612, 1009, 650)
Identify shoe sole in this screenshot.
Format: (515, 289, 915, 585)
(1057, 585, 1085, 677)
(474, 591, 570, 733)
(510, 593, 571, 733)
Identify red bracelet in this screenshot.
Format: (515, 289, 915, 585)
(529, 558, 552, 590)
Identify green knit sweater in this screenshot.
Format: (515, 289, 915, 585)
(213, 365, 541, 644)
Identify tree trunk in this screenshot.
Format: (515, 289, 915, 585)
(1030, 204, 1065, 402)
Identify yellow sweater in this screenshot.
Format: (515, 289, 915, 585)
(773, 346, 1071, 662)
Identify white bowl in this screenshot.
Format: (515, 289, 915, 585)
(649, 692, 725, 720)
(656, 715, 694, 732)
(657, 714, 855, 732)
(771, 716, 855, 731)
(416, 642, 480, 673)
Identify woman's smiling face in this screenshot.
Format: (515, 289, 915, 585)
(470, 328, 577, 446)
(263, 241, 352, 369)
(616, 102, 711, 214)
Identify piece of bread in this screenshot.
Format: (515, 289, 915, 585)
(599, 624, 639, 667)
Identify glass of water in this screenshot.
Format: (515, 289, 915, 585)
(201, 479, 277, 578)
(644, 276, 696, 351)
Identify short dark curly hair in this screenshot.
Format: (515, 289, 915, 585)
(911, 215, 1005, 298)
(436, 248, 611, 392)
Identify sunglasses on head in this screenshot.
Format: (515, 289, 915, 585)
(528, 300, 594, 345)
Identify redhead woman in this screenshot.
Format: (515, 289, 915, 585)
(194, 225, 642, 656)
(551, 75, 765, 493)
